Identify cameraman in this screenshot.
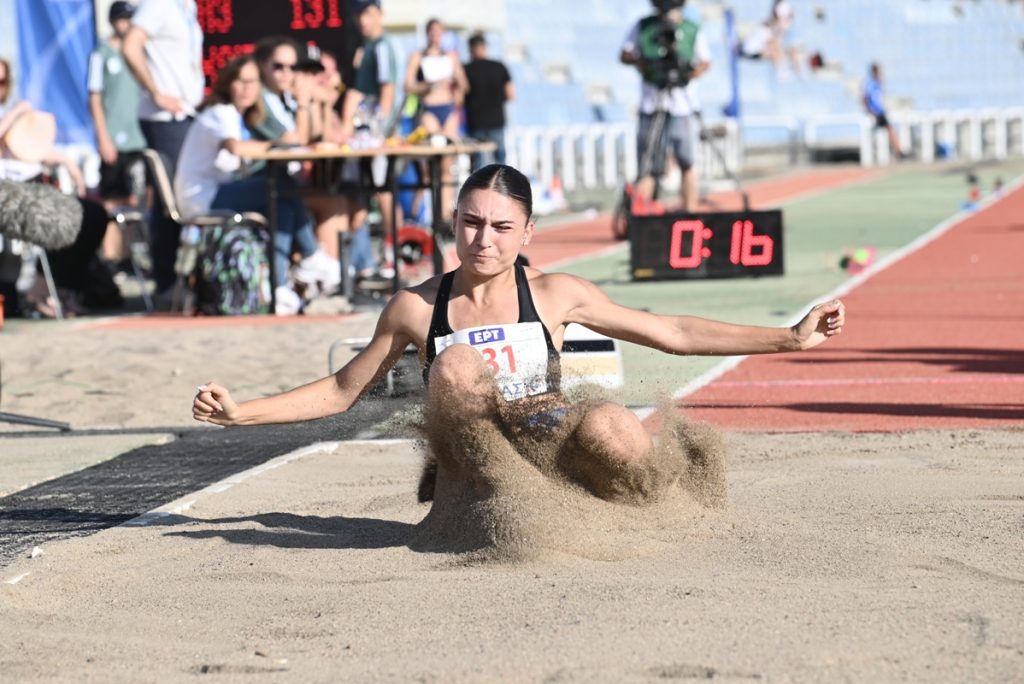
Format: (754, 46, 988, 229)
(621, 0, 710, 213)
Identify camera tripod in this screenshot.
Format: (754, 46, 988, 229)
(611, 86, 750, 240)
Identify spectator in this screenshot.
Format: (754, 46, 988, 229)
(336, 0, 400, 279)
(620, 0, 711, 213)
(0, 58, 86, 194)
(1, 58, 119, 316)
(403, 17, 468, 216)
(339, 0, 398, 142)
(87, 1, 147, 264)
(313, 49, 346, 146)
(463, 33, 513, 170)
(251, 37, 368, 285)
(173, 55, 337, 305)
(252, 36, 318, 145)
(403, 18, 468, 142)
(738, 0, 800, 79)
(862, 62, 904, 159)
(121, 0, 204, 305)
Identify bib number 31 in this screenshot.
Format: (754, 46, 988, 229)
(480, 345, 517, 374)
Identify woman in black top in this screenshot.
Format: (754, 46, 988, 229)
(194, 164, 846, 502)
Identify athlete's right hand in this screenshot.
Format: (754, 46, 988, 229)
(193, 382, 241, 426)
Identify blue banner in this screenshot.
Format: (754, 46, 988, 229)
(15, 0, 96, 146)
(722, 8, 740, 119)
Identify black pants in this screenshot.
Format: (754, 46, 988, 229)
(45, 198, 108, 293)
(140, 118, 193, 293)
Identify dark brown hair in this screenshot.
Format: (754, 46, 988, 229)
(202, 54, 265, 129)
(457, 164, 533, 221)
(0, 57, 12, 105)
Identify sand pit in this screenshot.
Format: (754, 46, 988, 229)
(2, 429, 1022, 682)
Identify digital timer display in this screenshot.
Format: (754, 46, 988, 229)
(196, 0, 360, 88)
(629, 210, 785, 280)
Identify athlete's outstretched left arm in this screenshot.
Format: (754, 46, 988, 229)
(560, 275, 845, 356)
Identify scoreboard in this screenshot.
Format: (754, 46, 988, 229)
(629, 210, 785, 280)
(196, 0, 361, 86)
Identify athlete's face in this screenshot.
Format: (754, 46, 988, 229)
(454, 189, 534, 276)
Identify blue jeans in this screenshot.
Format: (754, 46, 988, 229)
(468, 127, 506, 170)
(210, 175, 318, 287)
(140, 118, 193, 292)
(349, 224, 376, 274)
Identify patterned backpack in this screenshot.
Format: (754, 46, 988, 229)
(192, 222, 271, 316)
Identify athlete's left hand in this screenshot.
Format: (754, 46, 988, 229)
(792, 299, 846, 350)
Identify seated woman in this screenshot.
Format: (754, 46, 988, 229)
(1, 56, 118, 316)
(252, 36, 377, 284)
(173, 54, 337, 306)
(194, 164, 846, 507)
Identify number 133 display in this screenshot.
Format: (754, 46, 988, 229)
(630, 210, 785, 280)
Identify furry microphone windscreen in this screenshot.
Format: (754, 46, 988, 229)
(0, 180, 83, 250)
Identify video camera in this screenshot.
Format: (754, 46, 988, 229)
(638, 0, 695, 89)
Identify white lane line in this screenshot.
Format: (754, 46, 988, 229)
(124, 439, 419, 527)
(124, 441, 339, 526)
(633, 171, 1024, 422)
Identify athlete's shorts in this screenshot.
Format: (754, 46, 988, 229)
(523, 406, 568, 431)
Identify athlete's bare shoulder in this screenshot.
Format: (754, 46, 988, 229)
(377, 275, 445, 346)
(524, 267, 594, 302)
(523, 267, 600, 325)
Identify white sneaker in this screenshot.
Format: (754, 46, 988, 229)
(294, 249, 341, 289)
(274, 285, 303, 316)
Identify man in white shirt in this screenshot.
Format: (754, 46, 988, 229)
(122, 0, 204, 298)
(621, 0, 711, 213)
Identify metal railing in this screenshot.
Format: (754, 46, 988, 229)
(505, 119, 742, 191)
(504, 108, 1024, 189)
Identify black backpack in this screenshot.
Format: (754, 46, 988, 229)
(193, 222, 271, 316)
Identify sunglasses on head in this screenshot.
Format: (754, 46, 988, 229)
(272, 62, 295, 72)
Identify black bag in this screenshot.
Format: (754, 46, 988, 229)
(193, 223, 271, 315)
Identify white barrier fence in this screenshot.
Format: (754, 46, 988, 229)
(505, 108, 1024, 189)
(505, 119, 742, 191)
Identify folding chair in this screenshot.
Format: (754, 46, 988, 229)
(141, 149, 268, 312)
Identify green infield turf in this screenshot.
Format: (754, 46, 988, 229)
(560, 161, 1024, 405)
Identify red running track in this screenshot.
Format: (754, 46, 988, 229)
(680, 182, 1024, 432)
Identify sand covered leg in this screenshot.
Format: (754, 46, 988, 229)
(413, 345, 577, 558)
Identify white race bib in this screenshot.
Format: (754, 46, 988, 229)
(433, 322, 550, 401)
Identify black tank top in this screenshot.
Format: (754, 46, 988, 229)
(422, 264, 561, 390)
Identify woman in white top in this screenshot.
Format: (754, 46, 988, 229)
(174, 54, 333, 297)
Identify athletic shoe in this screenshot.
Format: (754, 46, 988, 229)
(274, 285, 303, 316)
(294, 249, 342, 289)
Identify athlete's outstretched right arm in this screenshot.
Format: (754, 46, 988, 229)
(192, 293, 418, 427)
